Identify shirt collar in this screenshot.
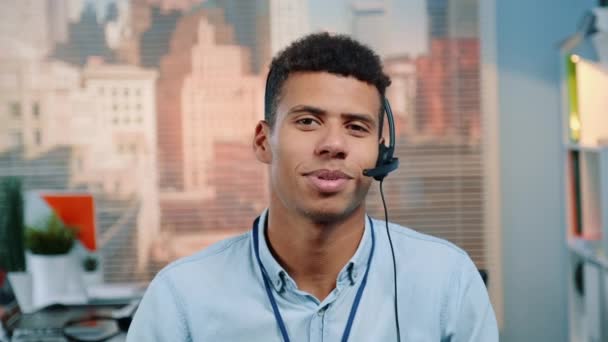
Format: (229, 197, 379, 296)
(253, 209, 374, 293)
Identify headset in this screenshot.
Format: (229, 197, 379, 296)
(264, 69, 402, 341)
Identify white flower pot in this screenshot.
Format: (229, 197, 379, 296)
(29, 253, 74, 307)
(7, 272, 33, 313)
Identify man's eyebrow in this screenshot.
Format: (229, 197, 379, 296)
(286, 105, 326, 116)
(286, 105, 377, 128)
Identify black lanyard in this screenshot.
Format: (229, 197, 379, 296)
(252, 215, 376, 342)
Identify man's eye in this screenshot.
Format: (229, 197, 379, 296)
(296, 118, 318, 126)
(348, 124, 369, 134)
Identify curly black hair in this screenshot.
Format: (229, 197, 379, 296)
(264, 32, 391, 129)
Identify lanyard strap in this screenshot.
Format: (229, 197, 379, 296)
(252, 215, 376, 342)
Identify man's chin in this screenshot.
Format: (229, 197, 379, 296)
(299, 204, 360, 225)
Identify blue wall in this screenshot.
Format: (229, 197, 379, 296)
(494, 0, 596, 340)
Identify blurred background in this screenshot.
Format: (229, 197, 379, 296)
(0, 0, 606, 341)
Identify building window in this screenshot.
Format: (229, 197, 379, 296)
(10, 132, 22, 146)
(9, 102, 21, 118)
(113, 117, 119, 124)
(113, 104, 118, 111)
(135, 89, 141, 96)
(136, 116, 143, 123)
(34, 130, 42, 146)
(32, 102, 40, 119)
(99, 87, 104, 95)
(112, 88, 117, 96)
(124, 88, 129, 96)
(136, 103, 142, 111)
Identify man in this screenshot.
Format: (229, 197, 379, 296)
(127, 33, 498, 341)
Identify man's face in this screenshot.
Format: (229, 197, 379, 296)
(254, 71, 381, 223)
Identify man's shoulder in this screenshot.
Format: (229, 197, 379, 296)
(156, 231, 252, 281)
(374, 218, 480, 288)
(372, 218, 471, 268)
(384, 220, 467, 256)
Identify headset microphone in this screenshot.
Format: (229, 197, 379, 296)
(362, 161, 399, 180)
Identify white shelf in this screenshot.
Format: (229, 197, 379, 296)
(565, 144, 605, 153)
(561, 38, 608, 342)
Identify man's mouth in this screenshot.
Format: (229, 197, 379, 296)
(304, 169, 352, 193)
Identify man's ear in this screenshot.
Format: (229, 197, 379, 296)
(253, 120, 272, 164)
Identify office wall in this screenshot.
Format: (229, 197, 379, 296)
(483, 0, 596, 340)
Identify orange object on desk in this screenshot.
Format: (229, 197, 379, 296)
(42, 194, 96, 251)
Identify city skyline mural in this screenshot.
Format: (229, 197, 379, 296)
(0, 0, 484, 283)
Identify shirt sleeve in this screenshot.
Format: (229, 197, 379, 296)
(444, 256, 499, 342)
(126, 273, 191, 342)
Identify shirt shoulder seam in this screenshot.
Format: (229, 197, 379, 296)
(159, 273, 194, 342)
(158, 233, 250, 276)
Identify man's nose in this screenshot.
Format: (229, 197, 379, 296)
(314, 124, 347, 160)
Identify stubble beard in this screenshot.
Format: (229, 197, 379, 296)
(293, 182, 372, 225)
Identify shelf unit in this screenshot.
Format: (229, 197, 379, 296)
(561, 49, 608, 341)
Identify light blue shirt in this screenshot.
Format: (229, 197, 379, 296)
(127, 210, 498, 341)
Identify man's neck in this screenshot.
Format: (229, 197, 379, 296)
(265, 204, 366, 301)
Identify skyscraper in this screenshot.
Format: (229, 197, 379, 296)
(269, 0, 309, 56)
(0, 57, 80, 157)
(152, 9, 267, 265)
(157, 9, 262, 195)
(78, 59, 160, 275)
(384, 56, 417, 137)
(351, 1, 388, 57)
(211, 0, 270, 72)
(52, 4, 116, 66)
(427, 0, 478, 39)
(47, 0, 70, 45)
(414, 0, 479, 139)
(0, 0, 51, 59)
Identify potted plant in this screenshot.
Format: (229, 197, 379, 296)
(0, 177, 26, 272)
(0, 177, 32, 311)
(25, 213, 78, 306)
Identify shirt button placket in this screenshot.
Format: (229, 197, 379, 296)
(310, 306, 327, 342)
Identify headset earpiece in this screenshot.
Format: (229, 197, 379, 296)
(363, 98, 399, 181)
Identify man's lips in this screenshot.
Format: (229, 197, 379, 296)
(305, 169, 353, 180)
(303, 169, 353, 193)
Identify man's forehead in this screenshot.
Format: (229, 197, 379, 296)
(282, 71, 376, 89)
(279, 72, 382, 112)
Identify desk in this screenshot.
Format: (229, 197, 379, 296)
(12, 304, 127, 341)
